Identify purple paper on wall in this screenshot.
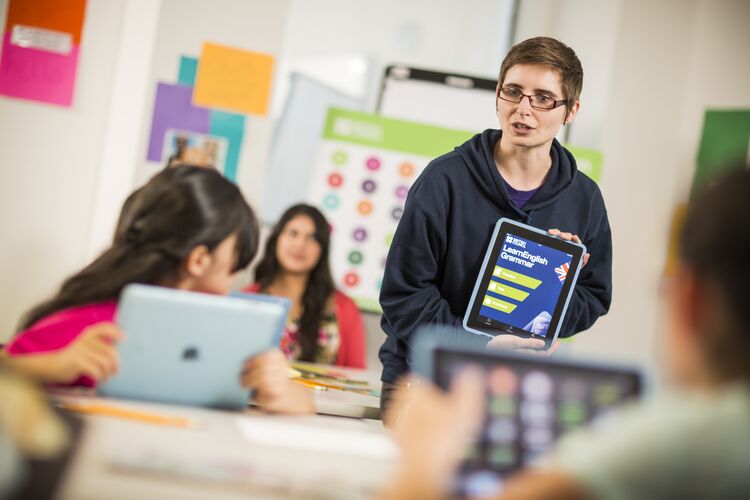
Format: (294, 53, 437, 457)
(146, 82, 210, 162)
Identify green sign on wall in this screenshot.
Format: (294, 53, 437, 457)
(692, 110, 750, 196)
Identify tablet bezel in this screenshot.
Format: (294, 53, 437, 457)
(100, 284, 288, 409)
(430, 341, 642, 492)
(463, 218, 585, 347)
(410, 330, 643, 498)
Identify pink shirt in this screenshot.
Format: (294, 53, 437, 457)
(5, 301, 117, 387)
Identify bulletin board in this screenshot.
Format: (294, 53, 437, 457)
(308, 108, 474, 312)
(376, 65, 499, 133)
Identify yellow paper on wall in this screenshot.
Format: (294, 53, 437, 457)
(193, 42, 274, 116)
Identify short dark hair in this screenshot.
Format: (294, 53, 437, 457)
(498, 36, 583, 110)
(679, 166, 750, 379)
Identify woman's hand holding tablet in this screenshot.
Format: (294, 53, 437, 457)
(547, 228, 590, 267)
(463, 218, 586, 349)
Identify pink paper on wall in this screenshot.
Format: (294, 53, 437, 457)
(0, 32, 79, 106)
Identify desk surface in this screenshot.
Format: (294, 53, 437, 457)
(55, 394, 397, 500)
(295, 363, 382, 420)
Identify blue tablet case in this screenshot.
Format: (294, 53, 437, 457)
(463, 218, 586, 344)
(99, 284, 288, 409)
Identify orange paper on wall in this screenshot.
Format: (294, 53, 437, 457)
(193, 42, 274, 116)
(5, 0, 87, 44)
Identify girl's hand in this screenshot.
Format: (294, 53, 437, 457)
(240, 349, 314, 414)
(49, 322, 123, 383)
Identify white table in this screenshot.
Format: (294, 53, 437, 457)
(54, 394, 397, 500)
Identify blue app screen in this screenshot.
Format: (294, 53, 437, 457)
(478, 233, 572, 337)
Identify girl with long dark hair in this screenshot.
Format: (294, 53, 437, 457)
(244, 204, 365, 367)
(2, 166, 313, 414)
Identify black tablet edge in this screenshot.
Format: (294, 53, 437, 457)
(464, 219, 585, 346)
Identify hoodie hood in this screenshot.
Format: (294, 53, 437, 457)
(456, 129, 579, 222)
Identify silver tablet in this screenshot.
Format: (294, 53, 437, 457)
(99, 284, 288, 409)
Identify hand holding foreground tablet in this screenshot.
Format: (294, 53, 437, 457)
(383, 369, 485, 500)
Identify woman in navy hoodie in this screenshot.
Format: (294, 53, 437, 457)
(379, 37, 612, 415)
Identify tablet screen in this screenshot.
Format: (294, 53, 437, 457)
(465, 219, 584, 343)
(433, 348, 641, 498)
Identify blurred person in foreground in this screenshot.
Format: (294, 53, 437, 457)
(0, 365, 71, 498)
(384, 166, 750, 500)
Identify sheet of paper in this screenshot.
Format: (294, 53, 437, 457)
(565, 144, 603, 183)
(176, 55, 246, 181)
(193, 42, 274, 116)
(146, 82, 211, 162)
(208, 110, 245, 182)
(5, 0, 87, 44)
(177, 55, 198, 86)
(236, 416, 398, 460)
(0, 32, 79, 106)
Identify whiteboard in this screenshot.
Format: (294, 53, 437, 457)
(377, 66, 499, 133)
(261, 73, 364, 224)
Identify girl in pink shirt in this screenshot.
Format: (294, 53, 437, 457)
(2, 166, 312, 414)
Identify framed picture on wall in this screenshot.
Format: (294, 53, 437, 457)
(162, 129, 228, 173)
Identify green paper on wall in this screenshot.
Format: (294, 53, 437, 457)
(692, 110, 750, 196)
(564, 144, 603, 183)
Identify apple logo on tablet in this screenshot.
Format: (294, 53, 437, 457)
(182, 346, 199, 361)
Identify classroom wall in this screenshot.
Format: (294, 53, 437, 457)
(130, 0, 290, 217)
(0, 0, 127, 340)
(514, 0, 750, 371)
(277, 0, 515, 109)
(279, 0, 517, 370)
(1, 0, 748, 378)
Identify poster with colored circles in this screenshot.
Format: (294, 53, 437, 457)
(308, 108, 474, 312)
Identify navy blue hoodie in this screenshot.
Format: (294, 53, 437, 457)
(378, 129, 612, 384)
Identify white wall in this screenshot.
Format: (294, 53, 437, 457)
(0, 0, 126, 340)
(514, 0, 750, 372)
(278, 0, 515, 110)
(514, 0, 622, 148)
(673, 0, 750, 196)
(132, 0, 291, 222)
(2, 1, 749, 378)
(0, 0, 290, 342)
(279, 0, 518, 369)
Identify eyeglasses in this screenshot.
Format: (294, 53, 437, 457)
(497, 86, 566, 111)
